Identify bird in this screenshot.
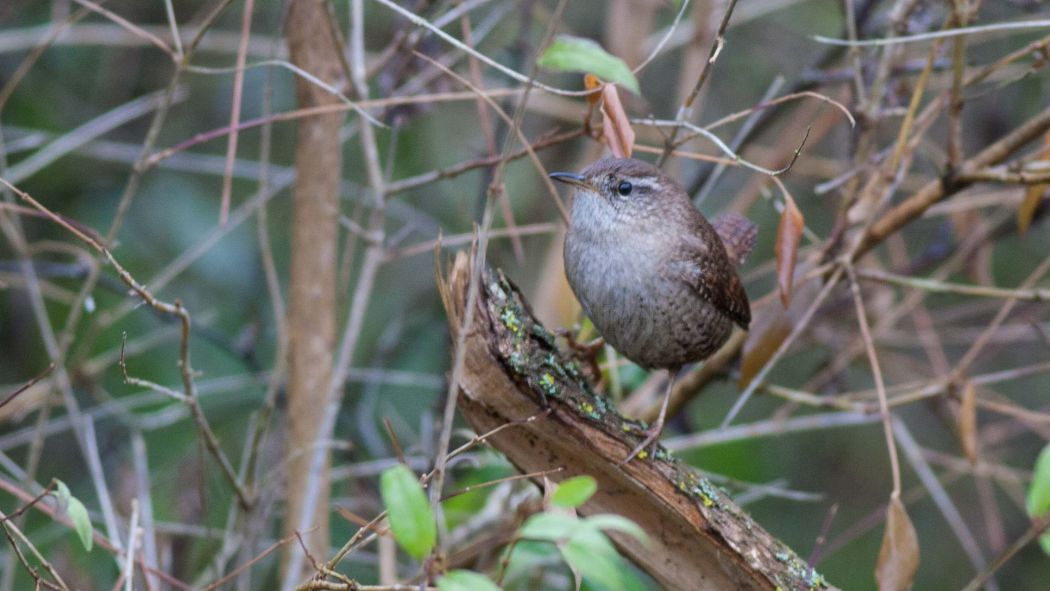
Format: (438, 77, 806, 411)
(550, 157, 755, 464)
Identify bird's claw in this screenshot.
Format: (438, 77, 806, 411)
(618, 420, 664, 466)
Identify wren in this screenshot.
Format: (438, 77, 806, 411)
(550, 157, 755, 463)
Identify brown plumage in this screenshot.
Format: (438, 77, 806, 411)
(550, 157, 755, 462)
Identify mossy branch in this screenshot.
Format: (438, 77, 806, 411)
(438, 251, 835, 591)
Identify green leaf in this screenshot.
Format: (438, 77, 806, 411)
(55, 479, 71, 506)
(1027, 444, 1050, 516)
(538, 35, 640, 94)
(67, 496, 93, 551)
(53, 479, 93, 551)
(551, 476, 597, 508)
(1027, 443, 1050, 555)
(500, 540, 559, 587)
(379, 465, 436, 560)
(580, 514, 648, 543)
(560, 528, 644, 591)
(518, 512, 578, 542)
(437, 570, 502, 591)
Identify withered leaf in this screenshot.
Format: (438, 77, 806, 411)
(739, 316, 789, 389)
(584, 73, 603, 107)
(600, 83, 635, 159)
(775, 194, 804, 307)
(959, 381, 978, 465)
(1018, 184, 1046, 235)
(739, 273, 819, 389)
(875, 495, 920, 591)
(1019, 129, 1050, 235)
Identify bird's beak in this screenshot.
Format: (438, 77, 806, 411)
(549, 172, 593, 191)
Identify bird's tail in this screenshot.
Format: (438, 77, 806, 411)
(713, 213, 757, 266)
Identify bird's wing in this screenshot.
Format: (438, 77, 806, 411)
(665, 232, 752, 329)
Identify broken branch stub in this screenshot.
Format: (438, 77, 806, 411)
(438, 251, 835, 591)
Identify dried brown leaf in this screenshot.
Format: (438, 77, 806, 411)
(875, 495, 920, 591)
(775, 195, 804, 307)
(739, 317, 789, 389)
(959, 381, 978, 465)
(600, 83, 635, 159)
(1018, 184, 1046, 235)
(739, 274, 820, 389)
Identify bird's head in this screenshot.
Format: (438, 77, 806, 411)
(549, 158, 683, 223)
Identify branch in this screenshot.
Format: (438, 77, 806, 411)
(855, 103, 1050, 259)
(438, 251, 836, 591)
(1, 177, 252, 509)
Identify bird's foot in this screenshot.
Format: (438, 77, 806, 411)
(556, 329, 604, 379)
(618, 420, 664, 466)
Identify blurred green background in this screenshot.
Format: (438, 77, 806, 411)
(2, 0, 1050, 589)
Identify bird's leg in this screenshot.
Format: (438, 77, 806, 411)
(619, 367, 680, 465)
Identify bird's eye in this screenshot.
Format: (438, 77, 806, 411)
(617, 181, 633, 196)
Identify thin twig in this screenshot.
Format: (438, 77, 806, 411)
(70, 0, 174, 59)
(0, 364, 54, 412)
(631, 0, 691, 74)
(857, 105, 1050, 259)
(146, 89, 522, 168)
(0, 177, 252, 508)
(960, 513, 1050, 591)
(0, 508, 70, 591)
(218, 0, 254, 225)
(384, 128, 583, 196)
(122, 499, 139, 591)
(383, 222, 557, 262)
(855, 267, 1050, 302)
(184, 59, 381, 126)
(815, 18, 1050, 46)
(721, 266, 845, 427)
(370, 0, 593, 97)
(657, 0, 740, 166)
(413, 52, 570, 223)
(893, 420, 993, 586)
(637, 117, 811, 177)
(846, 264, 902, 495)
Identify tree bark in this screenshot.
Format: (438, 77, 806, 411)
(439, 251, 837, 591)
(284, 0, 344, 574)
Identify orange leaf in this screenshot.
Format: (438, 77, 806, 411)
(600, 83, 635, 159)
(959, 381, 978, 465)
(1018, 184, 1046, 235)
(775, 195, 804, 307)
(584, 73, 603, 107)
(739, 274, 820, 388)
(739, 318, 789, 389)
(875, 495, 920, 591)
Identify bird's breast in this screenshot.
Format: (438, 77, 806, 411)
(565, 220, 730, 368)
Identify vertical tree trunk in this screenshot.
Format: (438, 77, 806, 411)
(284, 0, 343, 574)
